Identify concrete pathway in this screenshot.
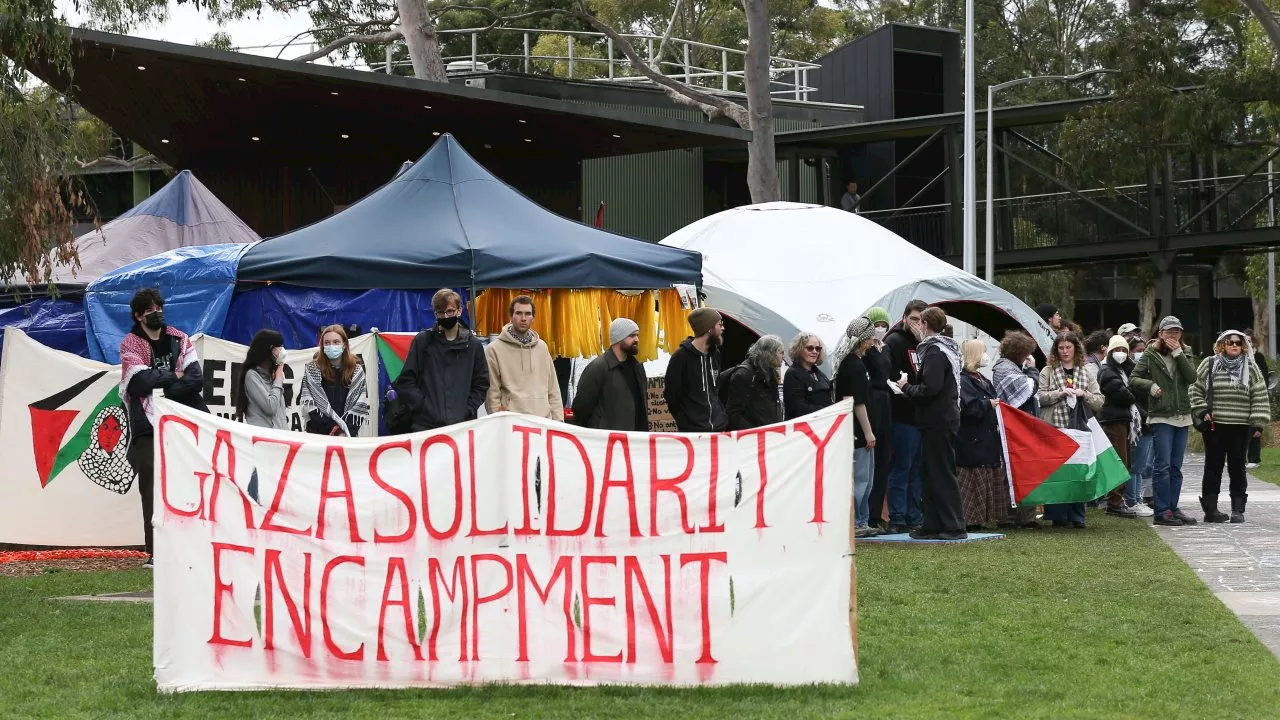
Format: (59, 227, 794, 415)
(1155, 453, 1280, 659)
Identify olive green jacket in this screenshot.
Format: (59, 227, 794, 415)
(1131, 346, 1198, 418)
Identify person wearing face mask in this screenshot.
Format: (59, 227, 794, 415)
(1097, 335, 1144, 518)
(1190, 330, 1271, 523)
(236, 329, 290, 431)
(300, 324, 369, 437)
(864, 306, 895, 530)
(723, 335, 785, 431)
(484, 295, 564, 421)
(955, 339, 1005, 530)
(119, 288, 209, 569)
(573, 318, 649, 431)
(395, 288, 489, 432)
(884, 299, 929, 534)
(1131, 316, 1199, 526)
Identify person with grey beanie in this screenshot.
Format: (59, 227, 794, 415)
(571, 318, 648, 432)
(1132, 315, 1200, 526)
(834, 317, 881, 537)
(665, 308, 728, 432)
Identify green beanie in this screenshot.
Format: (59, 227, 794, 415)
(866, 306, 890, 326)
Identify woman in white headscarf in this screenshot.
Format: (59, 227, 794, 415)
(1190, 330, 1271, 523)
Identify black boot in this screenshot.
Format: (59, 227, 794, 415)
(1231, 495, 1247, 524)
(1201, 496, 1229, 523)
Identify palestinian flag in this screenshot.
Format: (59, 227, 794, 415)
(996, 402, 1129, 505)
(375, 332, 416, 383)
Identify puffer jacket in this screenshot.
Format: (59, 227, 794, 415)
(664, 338, 728, 432)
(1097, 357, 1144, 426)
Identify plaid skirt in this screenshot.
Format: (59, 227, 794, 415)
(957, 465, 1010, 527)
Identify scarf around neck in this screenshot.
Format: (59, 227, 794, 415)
(1219, 352, 1248, 387)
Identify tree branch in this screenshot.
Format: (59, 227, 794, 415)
(653, 0, 683, 72)
(293, 28, 404, 62)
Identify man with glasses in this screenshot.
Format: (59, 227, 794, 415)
(394, 289, 489, 432)
(1132, 316, 1199, 526)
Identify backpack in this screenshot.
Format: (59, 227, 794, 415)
(717, 364, 748, 407)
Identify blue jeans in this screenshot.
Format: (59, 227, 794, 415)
(888, 423, 923, 526)
(854, 446, 875, 527)
(1127, 432, 1153, 507)
(1151, 423, 1189, 515)
(1044, 503, 1086, 524)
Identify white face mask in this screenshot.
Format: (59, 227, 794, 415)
(1132, 351, 1143, 364)
(273, 347, 287, 364)
(874, 326, 888, 341)
(1111, 351, 1128, 365)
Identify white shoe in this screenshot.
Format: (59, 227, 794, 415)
(1130, 503, 1154, 518)
(1247, 463, 1260, 470)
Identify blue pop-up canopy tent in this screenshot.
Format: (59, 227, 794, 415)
(85, 135, 703, 361)
(2, 171, 258, 360)
(236, 134, 702, 290)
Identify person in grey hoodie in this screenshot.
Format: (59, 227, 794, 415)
(664, 307, 728, 433)
(236, 329, 290, 431)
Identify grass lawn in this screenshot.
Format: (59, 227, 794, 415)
(4, 512, 1280, 719)
(1251, 448, 1280, 487)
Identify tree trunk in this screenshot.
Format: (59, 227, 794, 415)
(398, 0, 449, 82)
(1238, 0, 1280, 56)
(1139, 282, 1157, 339)
(742, 0, 780, 203)
(1253, 290, 1271, 358)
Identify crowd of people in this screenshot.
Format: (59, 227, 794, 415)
(117, 286, 1274, 566)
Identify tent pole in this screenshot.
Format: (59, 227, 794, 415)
(469, 284, 480, 335)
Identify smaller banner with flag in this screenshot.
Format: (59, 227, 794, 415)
(996, 402, 1130, 506)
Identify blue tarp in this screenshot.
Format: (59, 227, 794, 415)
(220, 286, 471, 349)
(237, 134, 703, 290)
(84, 243, 254, 363)
(0, 298, 87, 358)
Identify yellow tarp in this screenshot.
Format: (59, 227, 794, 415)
(475, 288, 690, 361)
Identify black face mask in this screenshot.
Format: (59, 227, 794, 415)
(143, 310, 164, 330)
(437, 316, 460, 330)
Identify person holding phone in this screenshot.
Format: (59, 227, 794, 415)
(1131, 316, 1199, 527)
(237, 328, 290, 431)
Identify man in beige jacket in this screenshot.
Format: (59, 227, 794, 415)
(484, 295, 565, 420)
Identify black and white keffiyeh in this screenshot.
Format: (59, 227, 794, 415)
(299, 361, 370, 436)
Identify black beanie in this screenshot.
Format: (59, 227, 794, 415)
(1035, 303, 1058, 322)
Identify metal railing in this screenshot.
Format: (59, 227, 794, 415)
(239, 26, 823, 101)
(857, 171, 1280, 257)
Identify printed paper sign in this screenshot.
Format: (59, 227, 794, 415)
(152, 398, 857, 690)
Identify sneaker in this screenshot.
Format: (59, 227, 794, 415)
(1070, 521, 1087, 529)
(1106, 505, 1138, 518)
(937, 530, 969, 540)
(1247, 463, 1260, 470)
(1172, 509, 1198, 525)
(854, 525, 879, 539)
(1154, 511, 1183, 527)
(907, 524, 924, 534)
(142, 557, 155, 569)
(886, 524, 909, 535)
(909, 529, 941, 540)
(1130, 503, 1154, 517)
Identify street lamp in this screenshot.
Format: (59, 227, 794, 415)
(982, 68, 1118, 283)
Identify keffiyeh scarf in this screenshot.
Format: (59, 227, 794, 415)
(119, 327, 199, 427)
(299, 361, 370, 436)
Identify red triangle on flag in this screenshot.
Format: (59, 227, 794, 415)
(999, 403, 1081, 503)
(379, 332, 416, 362)
(29, 407, 80, 487)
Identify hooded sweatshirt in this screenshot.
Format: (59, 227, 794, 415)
(484, 324, 564, 420)
(905, 333, 962, 432)
(883, 321, 922, 425)
(664, 337, 728, 432)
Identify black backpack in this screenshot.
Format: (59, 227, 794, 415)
(717, 364, 747, 406)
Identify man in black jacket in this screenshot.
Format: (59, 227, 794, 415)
(883, 299, 928, 532)
(665, 307, 728, 433)
(896, 306, 966, 540)
(572, 318, 649, 432)
(395, 289, 489, 431)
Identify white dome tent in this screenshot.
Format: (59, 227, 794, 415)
(659, 202, 1054, 363)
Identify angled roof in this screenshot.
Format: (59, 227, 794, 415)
(236, 135, 702, 289)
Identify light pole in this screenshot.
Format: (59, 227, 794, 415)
(963, 0, 976, 276)
(982, 68, 1118, 283)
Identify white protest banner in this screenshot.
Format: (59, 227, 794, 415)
(0, 328, 140, 546)
(153, 398, 857, 690)
(194, 334, 379, 437)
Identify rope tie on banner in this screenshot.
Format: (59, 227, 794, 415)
(0, 549, 149, 564)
